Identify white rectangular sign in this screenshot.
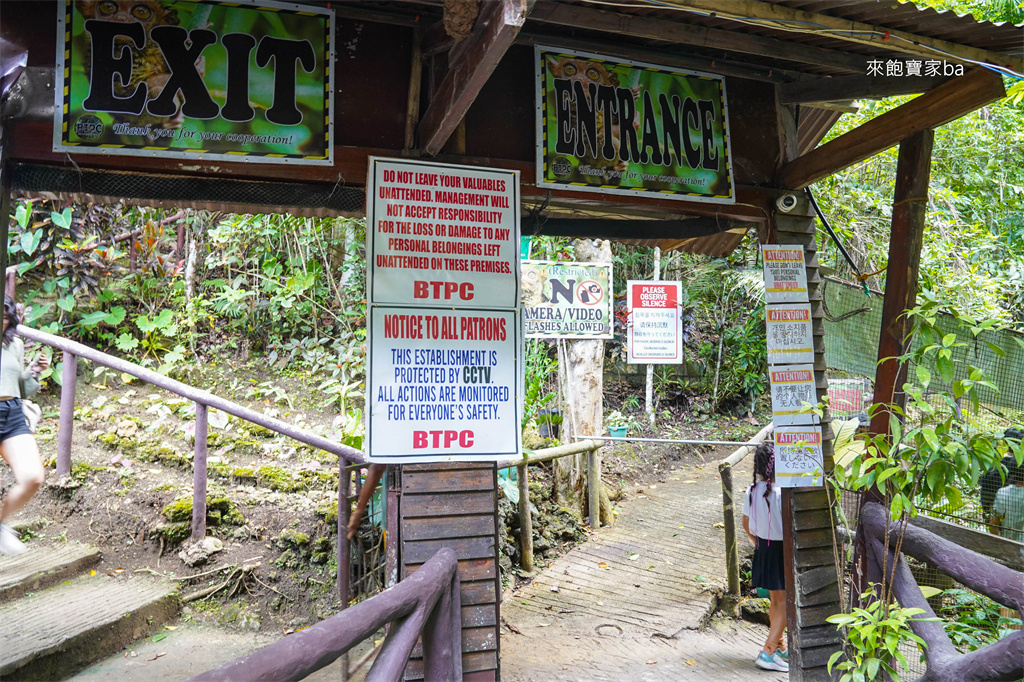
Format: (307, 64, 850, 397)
(774, 425, 824, 488)
(762, 244, 808, 303)
(769, 364, 820, 426)
(626, 280, 683, 364)
(366, 307, 521, 462)
(766, 303, 814, 365)
(521, 261, 613, 339)
(367, 157, 520, 309)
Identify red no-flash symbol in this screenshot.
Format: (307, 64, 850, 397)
(576, 280, 604, 305)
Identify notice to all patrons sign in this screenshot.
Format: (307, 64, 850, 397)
(366, 158, 523, 463)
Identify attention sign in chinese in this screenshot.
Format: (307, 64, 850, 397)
(366, 158, 522, 463)
(762, 245, 808, 303)
(535, 46, 734, 203)
(769, 365, 819, 426)
(774, 426, 825, 488)
(367, 158, 520, 310)
(766, 304, 814, 365)
(55, 0, 334, 164)
(521, 261, 613, 339)
(626, 281, 683, 364)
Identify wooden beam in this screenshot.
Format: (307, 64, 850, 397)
(910, 514, 1024, 573)
(653, 0, 1023, 74)
(529, 0, 865, 73)
(530, 217, 753, 240)
(778, 69, 1003, 189)
(780, 73, 951, 105)
(404, 29, 423, 151)
(421, 19, 456, 56)
(418, 0, 529, 156)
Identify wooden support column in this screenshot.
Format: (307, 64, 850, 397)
(772, 194, 842, 681)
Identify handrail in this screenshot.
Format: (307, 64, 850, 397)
(718, 422, 774, 597)
(188, 547, 462, 682)
(16, 324, 369, 615)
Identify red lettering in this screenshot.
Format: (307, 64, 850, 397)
(460, 430, 474, 448)
(413, 431, 427, 448)
(414, 281, 428, 298)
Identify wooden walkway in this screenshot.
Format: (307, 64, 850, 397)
(501, 458, 786, 680)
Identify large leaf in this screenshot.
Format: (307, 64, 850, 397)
(50, 208, 72, 229)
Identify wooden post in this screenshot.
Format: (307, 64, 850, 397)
(191, 403, 209, 543)
(385, 466, 400, 588)
(587, 448, 600, 529)
(337, 465, 351, 682)
(55, 352, 77, 477)
(404, 28, 423, 151)
(517, 462, 533, 572)
(720, 462, 740, 596)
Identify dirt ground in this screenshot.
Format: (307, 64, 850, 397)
(1, 359, 770, 643)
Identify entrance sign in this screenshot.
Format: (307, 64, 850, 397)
(762, 245, 808, 303)
(366, 307, 520, 461)
(774, 426, 825, 488)
(536, 46, 734, 204)
(769, 364, 819, 426)
(367, 158, 520, 310)
(54, 0, 334, 165)
(521, 261, 613, 339)
(626, 280, 683, 364)
(766, 303, 814, 365)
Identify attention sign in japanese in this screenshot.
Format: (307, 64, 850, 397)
(367, 158, 520, 310)
(774, 426, 825, 488)
(536, 46, 734, 203)
(769, 365, 819, 426)
(521, 261, 613, 339)
(55, 0, 333, 164)
(366, 158, 522, 463)
(626, 281, 683, 364)
(762, 245, 808, 303)
(766, 303, 814, 365)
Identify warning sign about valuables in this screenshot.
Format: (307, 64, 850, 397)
(762, 245, 808, 303)
(367, 157, 520, 310)
(769, 364, 819, 426)
(366, 307, 521, 462)
(774, 425, 824, 488)
(626, 281, 683, 364)
(766, 303, 814, 366)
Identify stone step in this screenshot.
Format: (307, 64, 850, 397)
(0, 543, 102, 601)
(0, 574, 179, 681)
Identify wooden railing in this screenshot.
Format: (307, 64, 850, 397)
(188, 547, 463, 682)
(16, 325, 369, 606)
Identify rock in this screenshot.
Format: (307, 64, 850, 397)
(740, 597, 771, 625)
(178, 536, 224, 567)
(117, 419, 139, 438)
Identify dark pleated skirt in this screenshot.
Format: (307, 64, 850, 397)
(751, 536, 785, 591)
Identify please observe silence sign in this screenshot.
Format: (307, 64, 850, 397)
(366, 158, 522, 463)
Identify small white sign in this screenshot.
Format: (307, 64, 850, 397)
(367, 157, 520, 310)
(769, 364, 820, 426)
(366, 306, 521, 462)
(774, 425, 824, 488)
(626, 280, 683, 364)
(766, 303, 814, 365)
(762, 245, 808, 303)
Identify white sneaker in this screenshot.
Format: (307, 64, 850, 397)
(755, 649, 788, 672)
(0, 523, 27, 555)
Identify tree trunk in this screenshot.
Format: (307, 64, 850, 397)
(555, 239, 613, 527)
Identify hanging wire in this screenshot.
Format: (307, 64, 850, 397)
(805, 187, 873, 296)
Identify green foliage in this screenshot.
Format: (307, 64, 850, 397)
(940, 588, 1022, 651)
(827, 586, 938, 682)
(522, 339, 557, 427)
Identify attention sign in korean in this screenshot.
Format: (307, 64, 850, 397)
(521, 261, 613, 339)
(769, 365, 819, 426)
(366, 158, 522, 463)
(762, 245, 808, 303)
(55, 0, 333, 164)
(367, 158, 520, 310)
(626, 281, 683, 364)
(766, 303, 814, 365)
(536, 46, 734, 203)
(774, 425, 825, 488)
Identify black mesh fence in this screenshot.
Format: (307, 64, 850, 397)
(823, 278, 1023, 673)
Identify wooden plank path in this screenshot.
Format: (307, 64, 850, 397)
(501, 458, 786, 680)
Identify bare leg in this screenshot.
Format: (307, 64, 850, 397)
(764, 589, 787, 654)
(0, 434, 45, 522)
(346, 464, 386, 541)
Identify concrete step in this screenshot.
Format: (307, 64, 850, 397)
(0, 574, 179, 681)
(0, 543, 102, 601)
